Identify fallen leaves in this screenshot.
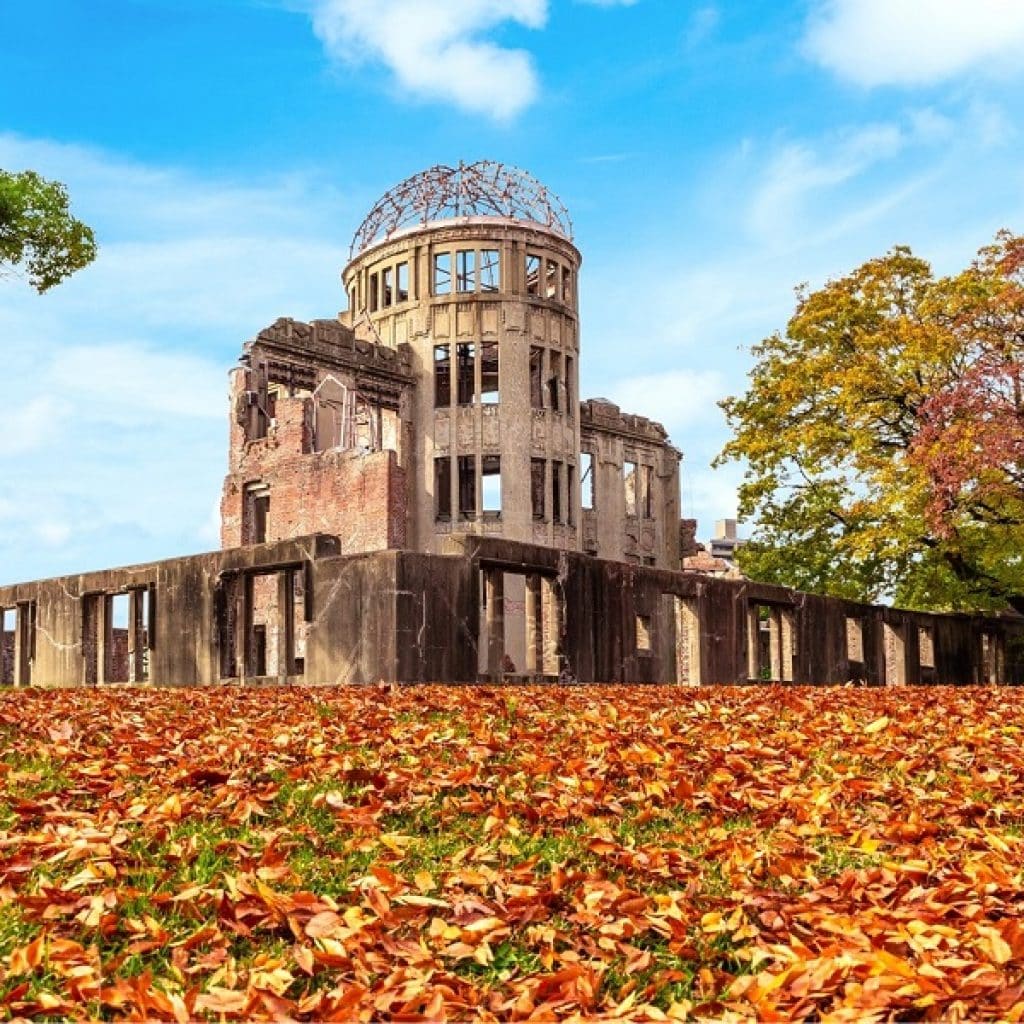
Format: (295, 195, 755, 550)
(0, 685, 1022, 1020)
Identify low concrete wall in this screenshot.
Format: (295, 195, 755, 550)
(1, 534, 1021, 687)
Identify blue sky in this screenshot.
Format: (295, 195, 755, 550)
(2, 0, 1024, 583)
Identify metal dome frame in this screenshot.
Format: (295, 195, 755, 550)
(349, 161, 573, 259)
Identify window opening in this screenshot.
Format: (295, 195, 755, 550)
(480, 249, 500, 292)
(1, 609, 15, 686)
(433, 252, 451, 295)
(480, 342, 499, 404)
(530, 347, 544, 409)
(526, 253, 541, 295)
(642, 465, 654, 519)
(435, 457, 452, 520)
(552, 461, 563, 523)
(456, 249, 476, 292)
(458, 456, 476, 517)
(243, 483, 270, 544)
(106, 593, 130, 684)
(434, 344, 451, 407)
(624, 461, 638, 517)
(396, 261, 409, 302)
(562, 266, 572, 304)
(348, 286, 355, 312)
(567, 464, 576, 526)
(846, 617, 864, 665)
(548, 351, 562, 412)
(382, 266, 393, 307)
(918, 625, 935, 669)
(482, 456, 501, 516)
(636, 615, 652, 652)
(580, 452, 594, 510)
(531, 459, 546, 520)
(545, 259, 558, 299)
(369, 272, 379, 312)
(565, 356, 574, 418)
(457, 342, 476, 405)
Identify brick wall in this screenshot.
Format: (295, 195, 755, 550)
(222, 380, 406, 555)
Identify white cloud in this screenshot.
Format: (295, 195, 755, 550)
(306, 0, 547, 120)
(804, 0, 1024, 87)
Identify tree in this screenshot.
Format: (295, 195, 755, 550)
(0, 169, 96, 292)
(716, 231, 1024, 615)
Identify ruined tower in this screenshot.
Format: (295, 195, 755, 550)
(221, 161, 681, 570)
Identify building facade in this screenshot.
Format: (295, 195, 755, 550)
(1, 162, 1021, 687)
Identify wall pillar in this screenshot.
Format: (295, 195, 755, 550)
(484, 569, 504, 677)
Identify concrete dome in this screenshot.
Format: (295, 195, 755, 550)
(350, 160, 573, 258)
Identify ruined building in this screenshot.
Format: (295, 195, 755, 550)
(1, 162, 1022, 687)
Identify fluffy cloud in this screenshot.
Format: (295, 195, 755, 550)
(804, 0, 1024, 87)
(306, 0, 547, 120)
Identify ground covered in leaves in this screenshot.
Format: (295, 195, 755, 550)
(0, 686, 1023, 1021)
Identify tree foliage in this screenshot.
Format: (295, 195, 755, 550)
(0, 169, 97, 292)
(716, 231, 1024, 614)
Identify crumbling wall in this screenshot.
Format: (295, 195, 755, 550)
(579, 399, 682, 569)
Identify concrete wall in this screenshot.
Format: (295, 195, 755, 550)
(1, 535, 1020, 688)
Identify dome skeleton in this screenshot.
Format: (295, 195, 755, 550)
(349, 160, 574, 259)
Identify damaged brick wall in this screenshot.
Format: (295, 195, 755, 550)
(222, 448, 406, 554)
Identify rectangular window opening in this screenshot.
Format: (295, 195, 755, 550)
(433, 252, 451, 295)
(548, 351, 562, 412)
(1, 609, 16, 686)
(918, 625, 935, 670)
(396, 261, 409, 303)
(545, 259, 558, 299)
(562, 265, 572, 304)
(482, 456, 501, 517)
(456, 342, 476, 405)
(531, 458, 546, 521)
(636, 614, 652, 653)
(624, 460, 638, 518)
(480, 249, 500, 292)
(369, 272, 379, 312)
(526, 253, 541, 296)
(567, 464, 576, 526)
(580, 452, 594, 510)
(107, 593, 130, 684)
(642, 465, 654, 519)
(456, 249, 476, 293)
(480, 342, 499, 404)
(382, 266, 393, 307)
(435, 457, 451, 520)
(434, 344, 451, 407)
(552, 460, 563, 524)
(458, 456, 477, 518)
(530, 346, 544, 409)
(243, 483, 270, 545)
(565, 356, 574, 418)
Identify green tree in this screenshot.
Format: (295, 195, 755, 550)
(0, 170, 97, 292)
(716, 232, 1024, 615)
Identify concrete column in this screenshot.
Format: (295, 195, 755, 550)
(12, 605, 29, 688)
(541, 576, 561, 675)
(129, 590, 145, 683)
(525, 573, 543, 673)
(780, 609, 795, 682)
(240, 573, 254, 681)
(746, 605, 760, 681)
(99, 595, 112, 685)
(484, 569, 504, 677)
(278, 570, 296, 680)
(769, 608, 783, 682)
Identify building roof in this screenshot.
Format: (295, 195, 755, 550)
(349, 161, 573, 258)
